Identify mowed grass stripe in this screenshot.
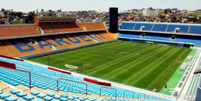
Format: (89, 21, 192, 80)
(137, 48, 187, 87)
(112, 46, 174, 81)
(30, 42, 191, 90)
(72, 42, 148, 65)
(86, 45, 159, 74)
(127, 47, 180, 83)
(46, 42, 129, 65)
(147, 49, 191, 88)
(99, 46, 169, 77)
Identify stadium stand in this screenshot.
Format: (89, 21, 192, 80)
(90, 23, 106, 29)
(167, 25, 189, 33)
(133, 23, 153, 31)
(0, 42, 15, 57)
(10, 25, 40, 36)
(152, 24, 168, 32)
(142, 34, 171, 41)
(184, 56, 201, 101)
(120, 22, 136, 30)
(174, 36, 201, 45)
(0, 27, 15, 37)
(118, 32, 142, 39)
(120, 22, 201, 35)
(0, 31, 116, 57)
(40, 25, 56, 33)
(0, 55, 173, 101)
(66, 23, 83, 31)
(52, 25, 73, 33)
(189, 25, 201, 34)
(3, 39, 44, 57)
(78, 23, 95, 30)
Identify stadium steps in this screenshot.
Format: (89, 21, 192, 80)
(0, 42, 16, 57)
(8, 27, 17, 36)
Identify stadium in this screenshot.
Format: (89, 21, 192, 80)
(0, 11, 201, 101)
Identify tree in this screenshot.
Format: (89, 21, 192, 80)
(9, 12, 22, 17)
(9, 12, 16, 16)
(25, 11, 34, 23)
(57, 9, 61, 12)
(1, 8, 4, 12)
(48, 9, 56, 17)
(41, 9, 44, 12)
(11, 20, 23, 24)
(16, 12, 23, 17)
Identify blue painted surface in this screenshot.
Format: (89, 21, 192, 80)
(11, 40, 35, 53)
(134, 23, 153, 31)
(37, 38, 57, 49)
(152, 24, 167, 32)
(50, 36, 71, 46)
(167, 25, 189, 33)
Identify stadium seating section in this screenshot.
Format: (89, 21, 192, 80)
(0, 55, 173, 101)
(152, 24, 167, 32)
(0, 31, 116, 57)
(184, 55, 201, 101)
(90, 23, 106, 29)
(0, 27, 15, 37)
(120, 22, 136, 30)
(189, 25, 201, 34)
(10, 26, 40, 35)
(40, 25, 56, 33)
(133, 23, 153, 31)
(78, 23, 95, 30)
(0, 23, 106, 37)
(142, 34, 171, 41)
(120, 22, 201, 34)
(52, 25, 73, 33)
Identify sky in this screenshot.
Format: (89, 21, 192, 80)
(0, 0, 200, 13)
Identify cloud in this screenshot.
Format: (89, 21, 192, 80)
(190, 0, 195, 3)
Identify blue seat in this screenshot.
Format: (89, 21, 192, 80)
(96, 98, 103, 101)
(16, 92, 27, 97)
(50, 99, 59, 101)
(78, 97, 85, 101)
(31, 91, 39, 96)
(59, 97, 68, 101)
(23, 95, 34, 101)
(43, 96, 53, 101)
(53, 95, 60, 99)
(4, 96, 18, 101)
(31, 98, 42, 101)
(67, 96, 73, 100)
(89, 97, 96, 101)
(72, 96, 79, 99)
(0, 93, 10, 99)
(47, 93, 55, 97)
(10, 89, 20, 94)
(60, 94, 68, 98)
(73, 99, 80, 101)
(36, 93, 45, 98)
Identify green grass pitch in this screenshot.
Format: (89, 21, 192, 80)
(30, 41, 191, 91)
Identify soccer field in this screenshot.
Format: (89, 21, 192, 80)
(30, 41, 192, 91)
